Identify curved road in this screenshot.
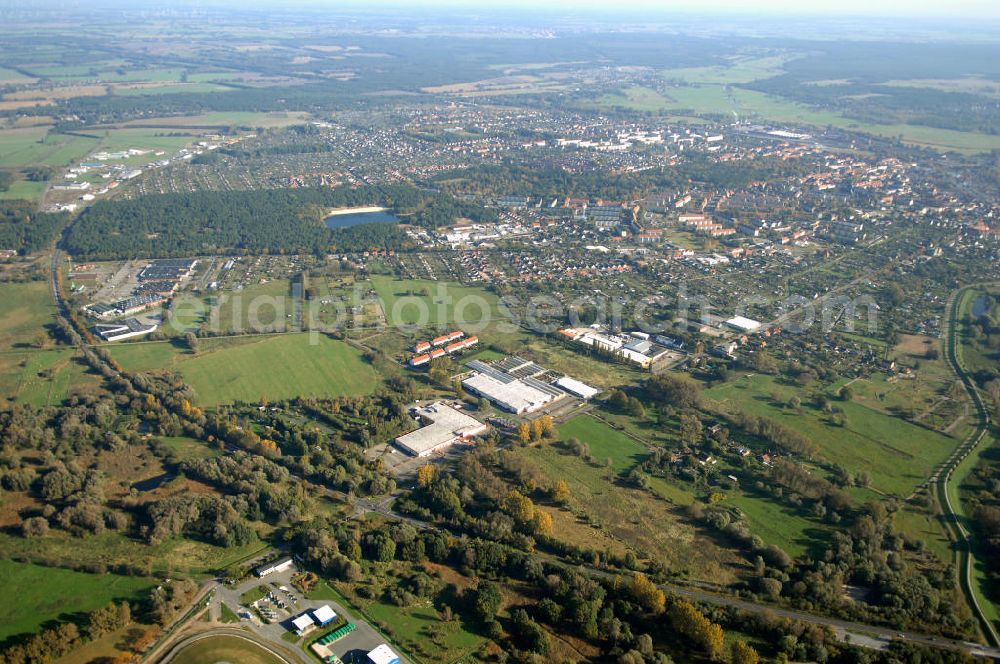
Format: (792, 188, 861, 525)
(157, 627, 298, 664)
(937, 285, 1000, 648)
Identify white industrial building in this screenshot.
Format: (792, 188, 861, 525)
(255, 556, 293, 577)
(461, 372, 561, 414)
(725, 316, 762, 333)
(394, 402, 488, 457)
(368, 644, 401, 664)
(94, 318, 158, 342)
(555, 376, 600, 399)
(559, 327, 672, 368)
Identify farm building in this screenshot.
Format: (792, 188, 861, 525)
(395, 402, 488, 457)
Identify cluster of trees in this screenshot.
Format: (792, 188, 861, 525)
(64, 184, 495, 259)
(0, 202, 67, 255)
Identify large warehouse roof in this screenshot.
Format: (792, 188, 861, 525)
(462, 372, 558, 413)
(395, 402, 487, 457)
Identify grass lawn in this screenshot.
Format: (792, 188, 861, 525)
(157, 435, 222, 460)
(581, 82, 1000, 152)
(0, 348, 103, 407)
(0, 559, 155, 641)
(894, 505, 953, 566)
(556, 414, 649, 473)
(0, 177, 47, 201)
(220, 603, 241, 623)
(705, 373, 958, 496)
(170, 635, 285, 664)
(0, 281, 58, 351)
(369, 275, 505, 328)
(110, 333, 378, 407)
(726, 491, 827, 558)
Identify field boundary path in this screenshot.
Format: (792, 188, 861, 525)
(934, 283, 1000, 648)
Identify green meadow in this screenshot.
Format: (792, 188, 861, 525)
(109, 333, 378, 406)
(705, 373, 958, 496)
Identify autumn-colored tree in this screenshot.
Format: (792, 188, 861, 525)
(504, 490, 535, 524)
(628, 573, 666, 614)
(517, 422, 531, 444)
(538, 415, 554, 437)
(551, 479, 571, 504)
(731, 640, 759, 664)
(531, 419, 544, 441)
(417, 464, 436, 488)
(531, 509, 553, 536)
(668, 600, 725, 659)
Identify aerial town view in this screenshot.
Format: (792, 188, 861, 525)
(1, 1, 1000, 663)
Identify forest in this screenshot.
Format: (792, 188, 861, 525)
(0, 202, 68, 256)
(64, 185, 493, 259)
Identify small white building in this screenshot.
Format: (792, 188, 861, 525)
(554, 376, 600, 399)
(255, 556, 293, 577)
(291, 613, 315, 636)
(367, 644, 401, 664)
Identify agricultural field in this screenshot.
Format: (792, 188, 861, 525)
(0, 560, 155, 641)
(705, 373, 959, 496)
(108, 333, 379, 406)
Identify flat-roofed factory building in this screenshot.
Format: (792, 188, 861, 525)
(394, 402, 488, 457)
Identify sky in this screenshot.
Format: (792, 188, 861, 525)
(332, 0, 1000, 20)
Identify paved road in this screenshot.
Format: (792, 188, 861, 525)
(936, 284, 1000, 648)
(157, 627, 299, 664)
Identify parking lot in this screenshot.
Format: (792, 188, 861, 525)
(211, 561, 407, 664)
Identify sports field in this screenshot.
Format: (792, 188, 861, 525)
(705, 373, 959, 495)
(108, 333, 378, 406)
(169, 635, 286, 664)
(0, 559, 155, 641)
